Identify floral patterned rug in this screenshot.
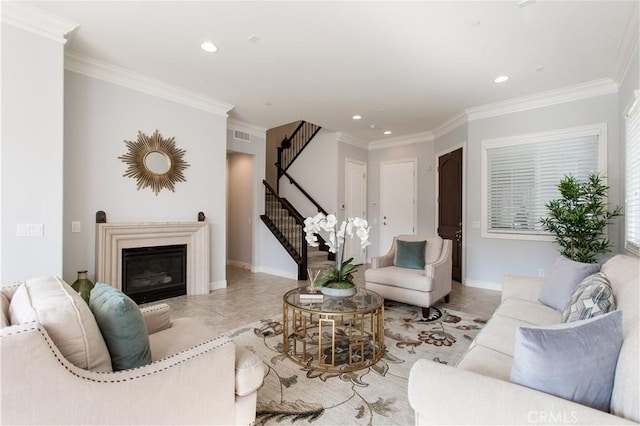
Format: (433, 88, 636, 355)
(228, 300, 487, 426)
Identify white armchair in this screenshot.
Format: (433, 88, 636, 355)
(365, 235, 452, 317)
(1, 276, 263, 425)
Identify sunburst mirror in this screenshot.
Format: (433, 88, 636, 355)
(119, 130, 190, 196)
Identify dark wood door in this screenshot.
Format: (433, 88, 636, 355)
(438, 148, 463, 282)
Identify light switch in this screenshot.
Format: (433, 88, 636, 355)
(472, 221, 481, 229)
(72, 221, 81, 233)
(17, 224, 44, 237)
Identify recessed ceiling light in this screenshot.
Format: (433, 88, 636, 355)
(352, 115, 362, 120)
(536, 66, 545, 72)
(493, 75, 510, 84)
(518, 0, 536, 8)
(200, 41, 218, 53)
(383, 130, 392, 135)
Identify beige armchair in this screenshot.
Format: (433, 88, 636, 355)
(365, 235, 452, 317)
(1, 276, 263, 425)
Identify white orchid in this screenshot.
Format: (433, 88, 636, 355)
(303, 213, 371, 287)
(304, 213, 370, 253)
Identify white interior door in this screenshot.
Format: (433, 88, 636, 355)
(344, 159, 367, 265)
(380, 159, 417, 253)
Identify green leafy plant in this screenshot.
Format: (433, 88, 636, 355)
(315, 258, 357, 288)
(540, 174, 622, 263)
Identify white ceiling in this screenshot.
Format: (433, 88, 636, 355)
(27, 1, 640, 142)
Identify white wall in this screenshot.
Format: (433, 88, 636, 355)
(618, 48, 639, 257)
(1, 23, 65, 282)
(464, 93, 621, 288)
(280, 129, 339, 218)
(63, 71, 228, 287)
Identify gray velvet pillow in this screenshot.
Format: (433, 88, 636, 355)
(394, 240, 426, 270)
(538, 256, 600, 311)
(510, 310, 623, 412)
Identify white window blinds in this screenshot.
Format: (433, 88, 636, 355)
(483, 126, 602, 238)
(625, 93, 640, 254)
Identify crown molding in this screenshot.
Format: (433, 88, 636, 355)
(613, 4, 639, 84)
(433, 111, 468, 139)
(65, 51, 234, 117)
(337, 132, 368, 150)
(1, 2, 78, 44)
(466, 78, 619, 121)
(368, 130, 434, 151)
(227, 118, 267, 139)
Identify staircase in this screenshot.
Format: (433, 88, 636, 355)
(260, 181, 334, 280)
(260, 120, 333, 280)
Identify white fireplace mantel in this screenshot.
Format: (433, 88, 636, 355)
(95, 221, 210, 295)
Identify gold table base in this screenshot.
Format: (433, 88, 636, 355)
(283, 291, 385, 373)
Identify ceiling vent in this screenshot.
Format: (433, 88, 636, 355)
(233, 130, 251, 142)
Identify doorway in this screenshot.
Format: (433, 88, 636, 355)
(226, 152, 255, 270)
(380, 158, 417, 253)
(436, 147, 463, 282)
(344, 158, 367, 265)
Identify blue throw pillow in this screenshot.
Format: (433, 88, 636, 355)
(89, 283, 152, 371)
(510, 310, 623, 412)
(394, 240, 426, 270)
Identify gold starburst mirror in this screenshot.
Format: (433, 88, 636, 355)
(119, 130, 190, 196)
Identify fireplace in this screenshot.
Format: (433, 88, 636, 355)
(122, 244, 187, 304)
(95, 221, 210, 296)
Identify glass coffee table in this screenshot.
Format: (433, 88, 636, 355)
(282, 287, 385, 373)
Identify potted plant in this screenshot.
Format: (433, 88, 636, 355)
(303, 213, 370, 297)
(540, 173, 622, 264)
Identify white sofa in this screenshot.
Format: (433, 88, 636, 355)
(365, 235, 452, 317)
(408, 254, 639, 425)
(0, 275, 263, 425)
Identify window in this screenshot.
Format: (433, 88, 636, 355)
(625, 91, 640, 255)
(482, 124, 606, 240)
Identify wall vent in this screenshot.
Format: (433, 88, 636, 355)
(233, 130, 251, 142)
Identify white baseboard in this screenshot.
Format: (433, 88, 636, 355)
(227, 260, 252, 270)
(464, 279, 502, 292)
(253, 266, 298, 281)
(209, 280, 227, 291)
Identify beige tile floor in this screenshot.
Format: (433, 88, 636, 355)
(161, 265, 502, 336)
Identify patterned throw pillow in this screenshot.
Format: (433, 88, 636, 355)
(562, 272, 615, 323)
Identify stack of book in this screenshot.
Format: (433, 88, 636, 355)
(299, 288, 324, 302)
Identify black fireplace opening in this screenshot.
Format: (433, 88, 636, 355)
(122, 244, 187, 304)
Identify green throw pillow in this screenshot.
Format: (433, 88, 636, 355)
(394, 240, 426, 270)
(89, 283, 152, 371)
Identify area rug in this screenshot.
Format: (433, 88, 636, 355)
(228, 301, 487, 425)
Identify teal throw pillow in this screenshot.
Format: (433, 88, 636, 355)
(510, 310, 623, 412)
(394, 240, 426, 270)
(89, 283, 152, 371)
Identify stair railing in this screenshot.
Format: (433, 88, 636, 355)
(276, 121, 322, 191)
(261, 180, 307, 279)
(280, 170, 328, 216)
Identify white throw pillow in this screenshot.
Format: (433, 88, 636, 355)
(9, 276, 112, 372)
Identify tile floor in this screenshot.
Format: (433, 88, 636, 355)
(161, 265, 502, 336)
